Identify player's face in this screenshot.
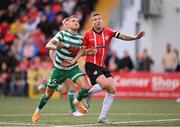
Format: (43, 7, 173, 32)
(62, 20, 70, 30)
(91, 15, 104, 29)
(69, 18, 80, 30)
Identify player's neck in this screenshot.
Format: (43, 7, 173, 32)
(69, 29, 78, 35)
(93, 27, 103, 33)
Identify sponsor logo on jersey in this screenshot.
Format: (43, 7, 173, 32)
(105, 36, 109, 40)
(93, 71, 98, 75)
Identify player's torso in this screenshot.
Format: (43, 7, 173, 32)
(55, 30, 83, 70)
(85, 28, 112, 67)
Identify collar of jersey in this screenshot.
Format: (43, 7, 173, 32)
(92, 27, 104, 34)
(65, 30, 79, 36)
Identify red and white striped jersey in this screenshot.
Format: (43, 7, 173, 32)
(83, 27, 117, 67)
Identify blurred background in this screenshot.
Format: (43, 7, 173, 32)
(0, 0, 179, 99)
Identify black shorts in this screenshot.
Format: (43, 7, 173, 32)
(85, 62, 112, 85)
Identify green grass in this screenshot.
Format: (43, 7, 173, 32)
(0, 97, 180, 126)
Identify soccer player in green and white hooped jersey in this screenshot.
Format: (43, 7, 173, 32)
(37, 18, 84, 117)
(32, 15, 90, 123)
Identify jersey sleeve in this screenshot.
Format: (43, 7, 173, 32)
(106, 27, 118, 39)
(51, 31, 64, 43)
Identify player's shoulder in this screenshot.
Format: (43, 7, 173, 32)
(76, 34, 83, 40)
(60, 30, 68, 35)
(83, 29, 93, 37)
(104, 27, 116, 33)
(55, 30, 65, 36)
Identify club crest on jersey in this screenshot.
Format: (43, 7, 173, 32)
(93, 71, 98, 75)
(105, 36, 109, 40)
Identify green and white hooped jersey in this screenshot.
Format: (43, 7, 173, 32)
(51, 30, 83, 70)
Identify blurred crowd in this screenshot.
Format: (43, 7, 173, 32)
(105, 43, 180, 73)
(0, 0, 97, 97)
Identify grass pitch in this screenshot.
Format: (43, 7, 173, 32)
(0, 97, 180, 126)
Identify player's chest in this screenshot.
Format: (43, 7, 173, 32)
(88, 33, 110, 45)
(63, 36, 82, 47)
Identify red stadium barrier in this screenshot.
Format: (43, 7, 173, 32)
(92, 72, 180, 99)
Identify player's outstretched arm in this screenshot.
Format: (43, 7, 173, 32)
(118, 31, 145, 41)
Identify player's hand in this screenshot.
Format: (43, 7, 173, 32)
(60, 59, 76, 67)
(86, 48, 97, 55)
(135, 31, 145, 39)
(56, 42, 64, 50)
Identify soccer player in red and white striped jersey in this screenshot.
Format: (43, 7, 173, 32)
(82, 12, 145, 123)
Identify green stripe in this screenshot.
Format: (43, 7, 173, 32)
(56, 32, 64, 42)
(63, 40, 82, 46)
(56, 51, 73, 60)
(63, 46, 69, 50)
(58, 50, 72, 57)
(62, 31, 82, 38)
(61, 48, 70, 54)
(56, 55, 65, 61)
(64, 34, 83, 41)
(57, 37, 62, 42)
(59, 32, 64, 39)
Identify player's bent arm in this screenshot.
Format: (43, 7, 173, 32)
(72, 48, 85, 62)
(61, 48, 85, 67)
(49, 50, 55, 62)
(83, 48, 97, 56)
(117, 31, 145, 41)
(46, 40, 64, 50)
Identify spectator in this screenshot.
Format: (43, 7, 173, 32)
(162, 43, 178, 72)
(19, 57, 32, 73)
(0, 22, 10, 37)
(42, 5, 56, 22)
(3, 49, 19, 73)
(11, 66, 27, 96)
(121, 50, 134, 71)
(105, 50, 120, 72)
(20, 38, 39, 59)
(137, 49, 154, 71)
(51, 1, 62, 14)
(0, 62, 10, 97)
(62, 0, 76, 15)
(0, 38, 8, 57)
(3, 30, 16, 45)
(0, 4, 17, 23)
(137, 52, 145, 71)
(174, 48, 180, 72)
(37, 15, 52, 38)
(10, 18, 24, 34)
(24, 16, 40, 33)
(51, 14, 64, 34)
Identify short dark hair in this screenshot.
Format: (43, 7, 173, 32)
(90, 12, 100, 18)
(69, 15, 79, 20)
(62, 17, 69, 24)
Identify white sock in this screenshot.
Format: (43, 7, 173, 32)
(88, 84, 102, 96)
(35, 107, 41, 112)
(98, 93, 115, 120)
